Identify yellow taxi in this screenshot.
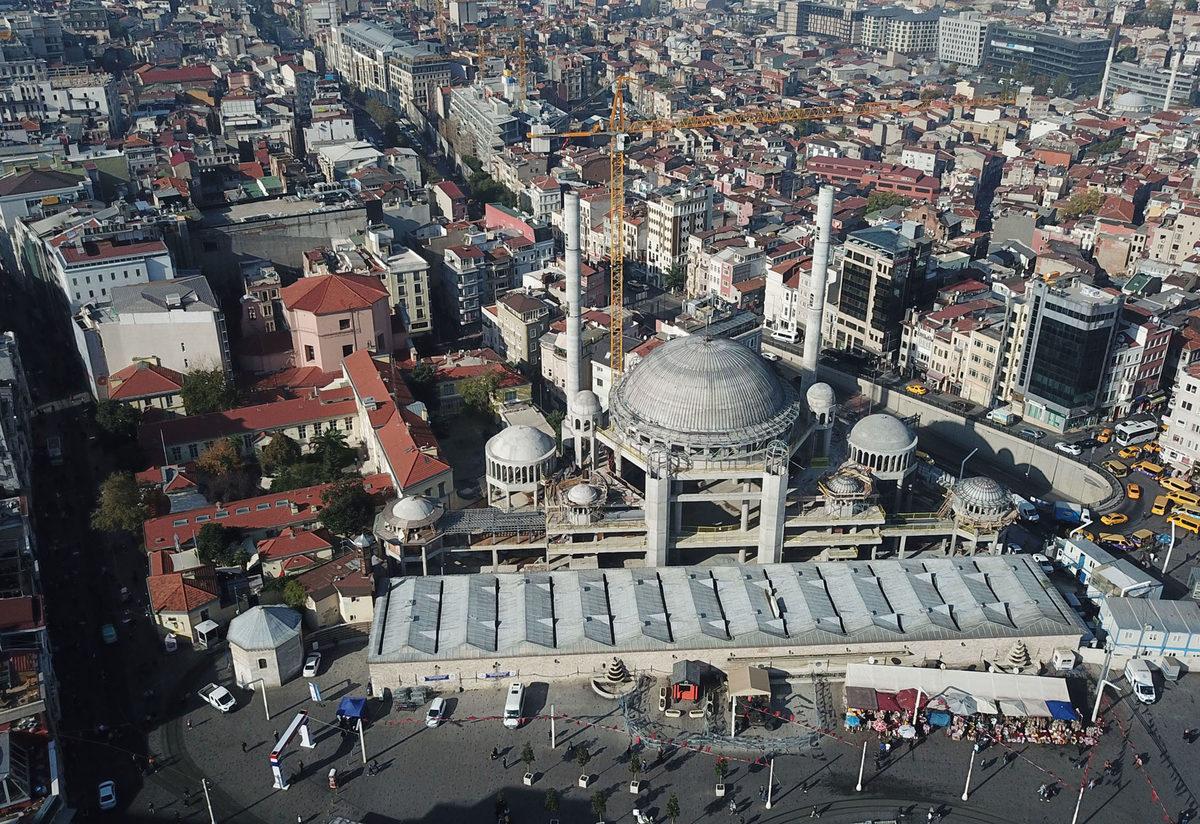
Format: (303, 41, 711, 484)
(1078, 530, 1095, 542)
(1096, 428, 1114, 444)
(1126, 483, 1142, 500)
(1102, 460, 1128, 478)
(1143, 441, 1162, 455)
(1117, 445, 1142, 460)
(1100, 512, 1129, 526)
(905, 383, 929, 396)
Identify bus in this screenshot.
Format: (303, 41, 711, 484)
(1167, 489, 1200, 510)
(1168, 511, 1200, 535)
(1151, 495, 1170, 516)
(1114, 419, 1158, 446)
(1161, 477, 1193, 495)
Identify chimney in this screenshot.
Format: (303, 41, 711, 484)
(800, 186, 834, 383)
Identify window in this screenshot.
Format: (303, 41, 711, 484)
(344, 417, 354, 431)
(258, 658, 268, 669)
(188, 444, 199, 459)
(305, 345, 315, 362)
(339, 318, 351, 330)
(298, 425, 308, 439)
(342, 344, 354, 357)
(181, 342, 186, 351)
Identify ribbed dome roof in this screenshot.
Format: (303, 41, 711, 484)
(806, 382, 836, 410)
(610, 336, 800, 449)
(825, 474, 865, 496)
(486, 424, 556, 464)
(952, 476, 1011, 513)
(848, 413, 916, 454)
(392, 495, 442, 524)
(227, 605, 301, 651)
(566, 483, 602, 506)
(574, 389, 602, 417)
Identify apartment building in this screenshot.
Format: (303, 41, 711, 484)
(1162, 364, 1200, 470)
(362, 226, 433, 337)
(1097, 311, 1173, 420)
(328, 21, 405, 99)
(645, 186, 714, 283)
(0, 169, 93, 270)
(387, 42, 450, 111)
(282, 273, 395, 372)
(0, 72, 122, 133)
(482, 290, 554, 367)
(1105, 59, 1199, 110)
(448, 85, 521, 164)
(1016, 279, 1121, 432)
(937, 11, 991, 68)
(805, 157, 940, 202)
(830, 224, 932, 360)
(0, 332, 32, 495)
(859, 7, 940, 54)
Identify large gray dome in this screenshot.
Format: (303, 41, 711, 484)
(952, 476, 1011, 516)
(848, 413, 916, 455)
(610, 336, 801, 453)
(485, 424, 556, 465)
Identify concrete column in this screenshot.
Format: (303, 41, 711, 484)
(737, 548, 747, 563)
(645, 469, 671, 567)
(740, 481, 751, 530)
(491, 547, 499, 572)
(420, 546, 428, 576)
(871, 542, 878, 560)
(898, 533, 908, 559)
(757, 468, 788, 564)
(671, 500, 683, 532)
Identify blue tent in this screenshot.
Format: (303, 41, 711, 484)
(1045, 701, 1077, 721)
(337, 696, 367, 719)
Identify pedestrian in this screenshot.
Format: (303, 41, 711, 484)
(1135, 753, 1145, 768)
(928, 807, 935, 822)
(272, 730, 279, 742)
(1088, 778, 1098, 790)
(297, 760, 304, 775)
(491, 746, 500, 761)
(1103, 760, 1113, 775)
(148, 802, 155, 815)
(729, 798, 737, 815)
(186, 719, 192, 730)
(297, 816, 303, 824)
(241, 741, 248, 753)
(802, 782, 809, 794)
(759, 785, 766, 802)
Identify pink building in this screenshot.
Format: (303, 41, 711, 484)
(281, 273, 394, 372)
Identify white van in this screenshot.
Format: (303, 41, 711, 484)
(502, 682, 525, 729)
(1124, 659, 1157, 704)
(988, 407, 1018, 426)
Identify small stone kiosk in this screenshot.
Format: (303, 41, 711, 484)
(228, 605, 304, 688)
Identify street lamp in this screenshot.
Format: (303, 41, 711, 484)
(958, 448, 979, 482)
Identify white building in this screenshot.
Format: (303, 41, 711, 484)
(645, 186, 713, 283)
(0, 168, 93, 270)
(937, 11, 991, 69)
(1162, 363, 1200, 470)
(327, 20, 404, 99)
(448, 85, 521, 163)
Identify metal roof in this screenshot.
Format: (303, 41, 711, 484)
(368, 557, 1084, 665)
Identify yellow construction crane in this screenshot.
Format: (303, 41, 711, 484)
(536, 85, 1012, 374)
(476, 26, 528, 101)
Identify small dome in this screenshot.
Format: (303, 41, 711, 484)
(228, 605, 301, 651)
(390, 495, 442, 524)
(806, 382, 836, 411)
(351, 533, 374, 549)
(574, 389, 602, 417)
(566, 482, 602, 506)
(952, 476, 1011, 514)
(848, 413, 916, 455)
(486, 424, 556, 464)
(1114, 90, 1148, 112)
(825, 474, 864, 496)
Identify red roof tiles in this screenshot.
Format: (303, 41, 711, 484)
(281, 273, 388, 315)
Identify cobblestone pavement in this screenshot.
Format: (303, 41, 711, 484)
(126, 643, 1199, 823)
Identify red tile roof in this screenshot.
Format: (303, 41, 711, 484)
(342, 350, 451, 492)
(59, 239, 168, 265)
(256, 527, 333, 560)
(147, 572, 218, 613)
(142, 473, 392, 550)
(282, 273, 388, 315)
(108, 361, 184, 401)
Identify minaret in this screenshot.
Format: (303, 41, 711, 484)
(800, 185, 834, 384)
(563, 190, 584, 462)
(1164, 51, 1182, 112)
(1097, 42, 1116, 109)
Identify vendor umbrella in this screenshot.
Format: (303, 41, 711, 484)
(898, 724, 917, 739)
(942, 690, 979, 717)
(875, 691, 902, 712)
(896, 688, 927, 712)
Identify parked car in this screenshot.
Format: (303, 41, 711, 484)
(1101, 512, 1129, 526)
(163, 633, 178, 653)
(1020, 427, 1046, 441)
(303, 652, 322, 678)
(1102, 460, 1129, 478)
(1055, 441, 1082, 456)
(904, 382, 928, 396)
(760, 351, 780, 362)
(198, 683, 236, 712)
(1096, 427, 1114, 444)
(1117, 445, 1142, 460)
(1126, 483, 1142, 500)
(425, 697, 447, 728)
(1076, 437, 1099, 449)
(98, 780, 117, 811)
(100, 624, 117, 645)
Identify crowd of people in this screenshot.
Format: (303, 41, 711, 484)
(843, 707, 1104, 749)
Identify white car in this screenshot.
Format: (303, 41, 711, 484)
(98, 780, 117, 811)
(761, 351, 781, 362)
(425, 697, 446, 728)
(163, 633, 178, 653)
(303, 652, 321, 678)
(1055, 441, 1082, 457)
(198, 683, 236, 712)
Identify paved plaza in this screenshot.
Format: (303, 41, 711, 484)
(118, 639, 1200, 824)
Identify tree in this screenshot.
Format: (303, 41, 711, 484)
(195, 523, 247, 567)
(1032, 0, 1056, 22)
(664, 263, 687, 292)
(590, 790, 607, 822)
(575, 743, 592, 771)
(1115, 45, 1138, 62)
(282, 578, 308, 608)
(714, 756, 729, 784)
(312, 429, 356, 477)
(628, 752, 642, 782)
(195, 437, 245, 478)
(181, 369, 236, 415)
(459, 373, 500, 417)
(1060, 189, 1104, 220)
(94, 399, 140, 442)
(1141, 0, 1173, 28)
(1049, 73, 1071, 98)
(665, 793, 681, 824)
(545, 409, 565, 447)
(865, 191, 911, 215)
(544, 788, 560, 813)
(1186, 0, 1198, 12)
(363, 98, 397, 128)
(261, 434, 302, 474)
(91, 472, 149, 534)
(520, 742, 535, 773)
(319, 477, 375, 537)
(919, 87, 940, 102)
(271, 460, 331, 492)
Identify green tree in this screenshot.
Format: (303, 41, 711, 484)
(271, 460, 331, 492)
(282, 578, 308, 608)
(1060, 188, 1104, 220)
(865, 191, 911, 215)
(94, 399, 141, 442)
(195, 523, 247, 567)
(91, 471, 149, 534)
(653, 76, 672, 92)
(1032, 0, 1057, 22)
(1186, 0, 1198, 12)
(521, 741, 535, 772)
(665, 793, 681, 824)
(1115, 45, 1138, 62)
(181, 369, 236, 414)
(545, 409, 565, 447)
(628, 752, 642, 781)
(319, 477, 375, 537)
(195, 437, 245, 478)
(664, 263, 687, 292)
(544, 788, 560, 813)
(590, 790, 607, 822)
(575, 743, 592, 770)
(1049, 73, 1071, 97)
(714, 756, 728, 784)
(460, 373, 500, 417)
(409, 360, 439, 409)
(312, 428, 356, 476)
(261, 433, 302, 474)
(363, 98, 397, 128)
(1142, 0, 1173, 28)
